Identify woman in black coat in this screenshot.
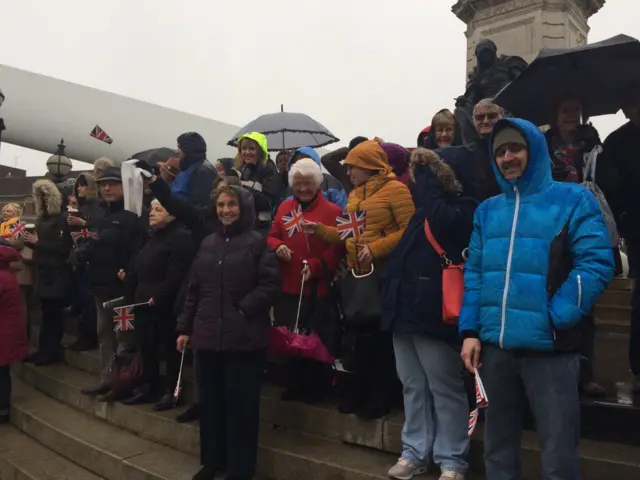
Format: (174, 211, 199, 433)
(381, 149, 477, 479)
(177, 185, 280, 480)
(120, 199, 196, 410)
(23, 179, 73, 366)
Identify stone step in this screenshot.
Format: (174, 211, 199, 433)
(12, 363, 427, 480)
(592, 331, 632, 390)
(597, 289, 633, 308)
(607, 277, 635, 292)
(595, 304, 632, 327)
(0, 423, 104, 480)
(15, 352, 640, 479)
(9, 378, 200, 480)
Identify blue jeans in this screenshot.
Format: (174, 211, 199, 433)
(393, 333, 469, 473)
(482, 345, 580, 480)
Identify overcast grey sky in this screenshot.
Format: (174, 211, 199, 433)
(1, 0, 639, 175)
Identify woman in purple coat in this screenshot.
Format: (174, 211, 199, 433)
(176, 185, 280, 480)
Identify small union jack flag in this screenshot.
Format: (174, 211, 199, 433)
(336, 211, 366, 240)
(113, 306, 135, 332)
(282, 205, 304, 237)
(71, 228, 98, 241)
(468, 368, 489, 436)
(90, 125, 113, 145)
(6, 220, 25, 239)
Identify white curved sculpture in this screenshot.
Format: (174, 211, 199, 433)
(0, 65, 239, 164)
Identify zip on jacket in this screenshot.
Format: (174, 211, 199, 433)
(499, 185, 520, 349)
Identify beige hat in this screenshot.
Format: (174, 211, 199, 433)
(493, 127, 527, 157)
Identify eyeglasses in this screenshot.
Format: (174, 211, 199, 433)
(474, 112, 500, 122)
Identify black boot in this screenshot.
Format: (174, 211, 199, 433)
(68, 337, 98, 352)
(22, 352, 42, 364)
(192, 466, 216, 480)
(337, 374, 363, 414)
(121, 384, 156, 406)
(154, 393, 177, 411)
(176, 403, 200, 423)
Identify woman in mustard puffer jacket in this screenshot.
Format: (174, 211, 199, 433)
(306, 140, 415, 419)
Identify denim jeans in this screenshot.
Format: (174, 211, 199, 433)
(393, 333, 469, 473)
(481, 344, 581, 480)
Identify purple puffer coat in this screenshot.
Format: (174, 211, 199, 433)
(177, 186, 280, 352)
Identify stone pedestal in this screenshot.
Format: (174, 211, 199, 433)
(453, 0, 605, 75)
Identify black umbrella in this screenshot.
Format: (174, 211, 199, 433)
(131, 147, 177, 166)
(227, 106, 339, 151)
(494, 34, 640, 126)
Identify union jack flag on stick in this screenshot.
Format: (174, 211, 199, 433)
(90, 125, 113, 145)
(336, 211, 366, 240)
(282, 205, 304, 237)
(71, 228, 99, 241)
(2, 220, 25, 239)
(468, 367, 489, 436)
(113, 306, 136, 332)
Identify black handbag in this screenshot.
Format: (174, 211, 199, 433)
(337, 264, 382, 326)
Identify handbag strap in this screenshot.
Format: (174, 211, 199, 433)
(424, 218, 449, 262)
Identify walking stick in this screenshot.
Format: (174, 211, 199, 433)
(293, 260, 308, 335)
(173, 348, 186, 407)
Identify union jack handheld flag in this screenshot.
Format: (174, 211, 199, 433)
(282, 205, 304, 237)
(90, 125, 113, 145)
(6, 220, 25, 239)
(336, 211, 366, 240)
(113, 306, 135, 332)
(71, 228, 99, 241)
(468, 367, 489, 436)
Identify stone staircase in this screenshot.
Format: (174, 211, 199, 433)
(3, 277, 638, 480)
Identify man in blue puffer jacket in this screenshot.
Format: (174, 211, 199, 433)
(459, 118, 615, 480)
(285, 147, 348, 211)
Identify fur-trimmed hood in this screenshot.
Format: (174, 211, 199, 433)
(32, 179, 62, 217)
(74, 172, 98, 200)
(409, 148, 462, 195)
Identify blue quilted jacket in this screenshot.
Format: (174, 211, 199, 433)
(458, 118, 615, 352)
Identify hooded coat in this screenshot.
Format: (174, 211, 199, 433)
(316, 141, 415, 271)
(171, 132, 218, 207)
(417, 110, 463, 150)
(459, 118, 615, 352)
(236, 132, 281, 233)
(381, 149, 478, 341)
(177, 186, 280, 352)
(0, 246, 28, 366)
(29, 179, 73, 299)
(285, 146, 348, 210)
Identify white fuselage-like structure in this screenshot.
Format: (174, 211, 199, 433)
(0, 64, 240, 164)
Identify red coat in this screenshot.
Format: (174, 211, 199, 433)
(0, 246, 28, 366)
(267, 194, 344, 298)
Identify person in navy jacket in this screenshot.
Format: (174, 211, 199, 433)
(459, 118, 615, 480)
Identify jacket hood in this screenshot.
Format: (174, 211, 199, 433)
(379, 143, 410, 176)
(33, 179, 62, 216)
(223, 185, 255, 234)
(217, 157, 235, 173)
(0, 245, 20, 268)
(237, 132, 269, 164)
(409, 148, 462, 195)
(420, 109, 463, 149)
(74, 172, 98, 200)
(177, 132, 207, 168)
(289, 146, 321, 168)
(344, 140, 391, 175)
(490, 118, 552, 197)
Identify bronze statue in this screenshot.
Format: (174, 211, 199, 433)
(454, 39, 528, 143)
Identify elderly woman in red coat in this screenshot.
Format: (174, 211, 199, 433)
(0, 244, 28, 423)
(267, 157, 344, 404)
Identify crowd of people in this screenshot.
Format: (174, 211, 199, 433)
(0, 88, 639, 480)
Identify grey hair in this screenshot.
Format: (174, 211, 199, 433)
(474, 98, 504, 115)
(94, 157, 114, 169)
(288, 158, 323, 188)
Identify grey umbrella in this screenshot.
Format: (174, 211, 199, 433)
(227, 108, 339, 151)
